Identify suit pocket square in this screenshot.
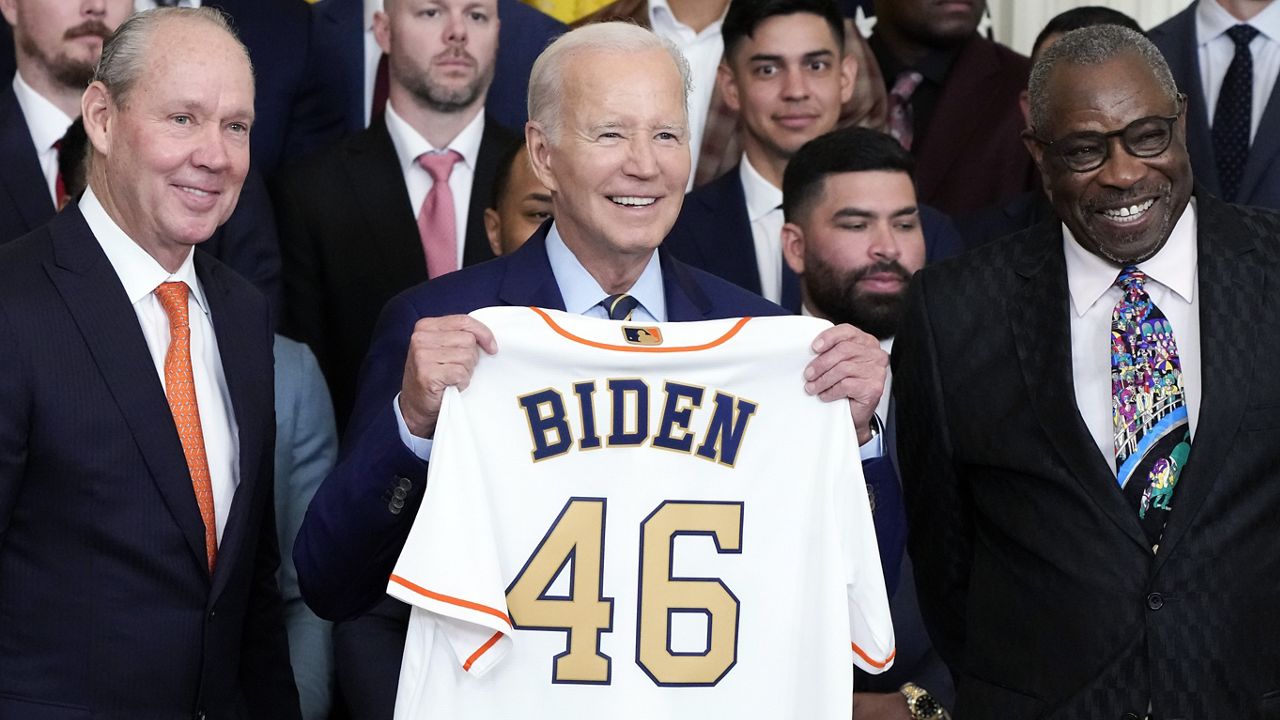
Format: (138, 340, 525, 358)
(1241, 404, 1280, 432)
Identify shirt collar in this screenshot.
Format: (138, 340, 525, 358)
(544, 223, 667, 321)
(739, 154, 783, 223)
(80, 186, 209, 314)
(1064, 197, 1198, 317)
(384, 101, 484, 173)
(648, 0, 727, 39)
(366, 0, 382, 31)
(1199, 0, 1280, 43)
(11, 72, 75, 155)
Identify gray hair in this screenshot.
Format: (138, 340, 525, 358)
(94, 7, 252, 108)
(527, 22, 692, 142)
(1027, 24, 1177, 133)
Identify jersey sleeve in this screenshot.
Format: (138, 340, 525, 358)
(388, 386, 514, 677)
(835, 431, 897, 674)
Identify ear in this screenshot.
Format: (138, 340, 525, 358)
(718, 61, 741, 114)
(0, 0, 18, 28)
(839, 53, 857, 105)
(1018, 89, 1031, 128)
(781, 222, 806, 276)
(373, 10, 392, 55)
(484, 208, 503, 256)
(81, 82, 114, 157)
(525, 121, 559, 194)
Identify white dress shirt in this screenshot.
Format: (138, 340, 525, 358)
(364, 0, 383, 127)
(649, 0, 726, 189)
(11, 73, 75, 205)
(384, 103, 485, 273)
(395, 223, 665, 458)
(739, 154, 785, 305)
(134, 0, 200, 9)
(1197, 0, 1280, 142)
(80, 187, 240, 542)
(1065, 200, 1201, 472)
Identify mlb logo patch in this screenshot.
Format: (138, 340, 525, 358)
(623, 326, 663, 345)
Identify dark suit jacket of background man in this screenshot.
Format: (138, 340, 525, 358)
(892, 191, 1280, 719)
(309, 0, 566, 135)
(273, 115, 519, 433)
(0, 85, 284, 303)
(1150, 2, 1280, 210)
(0, 208, 300, 719)
(885, 31, 1035, 217)
(290, 224, 850, 719)
(664, 163, 967, 315)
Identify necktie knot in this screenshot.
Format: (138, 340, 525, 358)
(601, 293, 640, 321)
(1227, 24, 1259, 49)
(155, 281, 191, 329)
(889, 70, 924, 102)
(417, 150, 462, 183)
(1114, 265, 1148, 295)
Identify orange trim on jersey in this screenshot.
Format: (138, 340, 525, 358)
(528, 306, 753, 353)
(389, 574, 513, 627)
(851, 642, 896, 669)
(463, 631, 506, 672)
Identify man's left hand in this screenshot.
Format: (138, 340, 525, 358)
(805, 323, 887, 445)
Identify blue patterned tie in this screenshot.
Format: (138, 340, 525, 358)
(600, 293, 639, 321)
(1111, 266, 1191, 548)
(1212, 24, 1259, 203)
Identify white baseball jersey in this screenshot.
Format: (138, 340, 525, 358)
(388, 307, 894, 719)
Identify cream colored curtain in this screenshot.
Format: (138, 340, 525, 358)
(985, 0, 1192, 55)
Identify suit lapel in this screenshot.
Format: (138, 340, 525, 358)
(344, 120, 429, 280)
(1157, 6, 1221, 194)
(496, 224, 569, 310)
(462, 119, 516, 268)
(0, 88, 57, 234)
(1008, 221, 1149, 551)
(1239, 86, 1280, 202)
(44, 209, 211, 575)
(694, 167, 761, 294)
(661, 250, 715, 322)
(1155, 193, 1261, 568)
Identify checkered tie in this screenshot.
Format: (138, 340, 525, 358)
(1212, 24, 1259, 202)
(155, 282, 218, 574)
(1110, 266, 1191, 548)
(600, 293, 639, 321)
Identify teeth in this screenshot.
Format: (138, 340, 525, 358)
(179, 187, 211, 197)
(610, 196, 655, 207)
(1102, 198, 1154, 222)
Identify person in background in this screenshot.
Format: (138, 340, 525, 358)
(484, 139, 553, 256)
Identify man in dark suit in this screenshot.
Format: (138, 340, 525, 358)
(895, 25, 1280, 718)
(869, 0, 1034, 217)
(310, 0, 564, 135)
(1150, 0, 1280, 209)
(296, 22, 893, 719)
(666, 0, 961, 313)
(0, 9, 299, 718)
(0, 0, 283, 303)
(275, 0, 519, 433)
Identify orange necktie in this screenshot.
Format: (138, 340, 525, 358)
(155, 281, 218, 574)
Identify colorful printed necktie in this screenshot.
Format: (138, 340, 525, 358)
(600, 293, 639, 321)
(417, 150, 462, 279)
(1111, 266, 1191, 548)
(155, 281, 218, 574)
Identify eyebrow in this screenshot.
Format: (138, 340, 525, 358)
(525, 193, 552, 203)
(748, 49, 836, 64)
(832, 206, 919, 220)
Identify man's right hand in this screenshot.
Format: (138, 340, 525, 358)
(399, 315, 497, 439)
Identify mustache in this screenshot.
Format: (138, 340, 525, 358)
(1082, 181, 1171, 213)
(64, 20, 113, 41)
(851, 260, 912, 285)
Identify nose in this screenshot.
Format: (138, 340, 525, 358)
(1094, 135, 1148, 188)
(443, 9, 469, 45)
(622, 136, 659, 180)
(868, 223, 903, 261)
(190, 124, 234, 174)
(82, 0, 107, 17)
(781, 67, 810, 102)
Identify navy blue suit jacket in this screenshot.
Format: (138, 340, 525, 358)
(311, 0, 565, 135)
(0, 208, 299, 719)
(1150, 2, 1280, 209)
(665, 164, 966, 314)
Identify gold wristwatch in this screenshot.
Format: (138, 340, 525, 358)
(900, 682, 950, 720)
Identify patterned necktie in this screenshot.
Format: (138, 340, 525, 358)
(155, 282, 218, 574)
(417, 150, 462, 279)
(1212, 24, 1259, 203)
(600, 293, 640, 321)
(887, 71, 924, 151)
(1110, 266, 1191, 548)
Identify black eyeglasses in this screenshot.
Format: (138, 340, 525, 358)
(1030, 94, 1186, 173)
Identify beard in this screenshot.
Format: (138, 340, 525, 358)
(804, 256, 912, 340)
(398, 56, 493, 114)
(21, 20, 113, 90)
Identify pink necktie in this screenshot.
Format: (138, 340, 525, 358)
(417, 150, 462, 279)
(888, 71, 924, 150)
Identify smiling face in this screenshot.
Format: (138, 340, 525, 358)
(1, 0, 134, 89)
(1025, 52, 1192, 264)
(83, 17, 254, 270)
(722, 12, 853, 174)
(376, 0, 498, 114)
(527, 47, 689, 272)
